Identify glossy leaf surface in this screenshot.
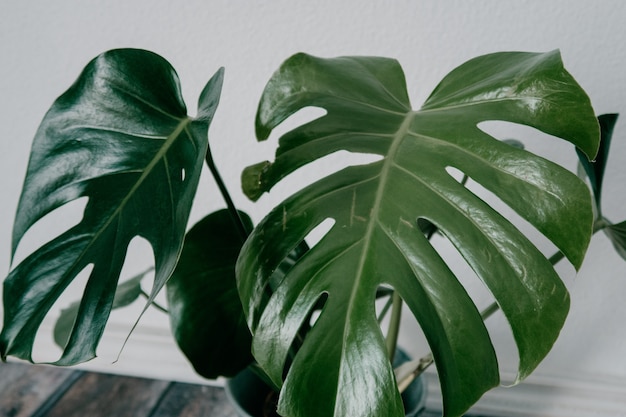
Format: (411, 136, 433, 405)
(166, 210, 254, 378)
(1, 49, 223, 365)
(239, 52, 599, 417)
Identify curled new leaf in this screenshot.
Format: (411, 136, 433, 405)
(575, 114, 626, 261)
(577, 113, 619, 214)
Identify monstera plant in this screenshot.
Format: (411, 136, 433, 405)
(0, 48, 609, 417)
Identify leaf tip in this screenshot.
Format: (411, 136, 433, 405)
(196, 67, 225, 123)
(255, 120, 272, 142)
(242, 161, 272, 201)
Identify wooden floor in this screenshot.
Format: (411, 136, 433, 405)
(0, 361, 485, 417)
(0, 361, 237, 417)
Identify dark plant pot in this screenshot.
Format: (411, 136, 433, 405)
(225, 350, 427, 417)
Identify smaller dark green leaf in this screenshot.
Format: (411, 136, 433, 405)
(166, 210, 254, 379)
(604, 220, 626, 261)
(577, 114, 619, 212)
(53, 269, 151, 349)
(1, 49, 224, 365)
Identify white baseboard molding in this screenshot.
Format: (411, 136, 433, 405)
(25, 320, 626, 416)
(423, 370, 626, 417)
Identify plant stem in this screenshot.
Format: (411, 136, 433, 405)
(480, 301, 499, 321)
(547, 250, 565, 265)
(396, 353, 434, 394)
(386, 291, 403, 361)
(377, 296, 394, 324)
(139, 290, 169, 313)
(204, 145, 251, 240)
(396, 296, 503, 390)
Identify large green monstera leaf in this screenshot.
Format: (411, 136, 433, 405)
(1, 49, 223, 365)
(238, 51, 599, 417)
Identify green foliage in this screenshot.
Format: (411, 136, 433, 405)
(0, 47, 605, 417)
(0, 49, 223, 365)
(239, 51, 599, 416)
(166, 210, 254, 378)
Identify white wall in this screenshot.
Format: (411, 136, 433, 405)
(2, 1, 626, 414)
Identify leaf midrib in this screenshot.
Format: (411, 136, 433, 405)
(20, 117, 193, 347)
(91, 116, 192, 239)
(333, 110, 416, 415)
(354, 110, 417, 274)
(107, 77, 183, 121)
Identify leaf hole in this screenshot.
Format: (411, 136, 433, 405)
(250, 106, 382, 211)
(445, 164, 563, 263)
(374, 285, 395, 323)
(252, 151, 383, 218)
(266, 106, 328, 141)
(33, 236, 159, 365)
(444, 166, 466, 184)
(303, 218, 335, 249)
(478, 120, 575, 170)
(265, 218, 335, 302)
(404, 216, 520, 378)
(31, 263, 94, 363)
(418, 167, 578, 380)
(107, 236, 156, 315)
(421, 219, 494, 310)
(282, 292, 329, 380)
(442, 163, 575, 288)
(101, 236, 161, 356)
(12, 197, 89, 268)
(307, 293, 328, 328)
